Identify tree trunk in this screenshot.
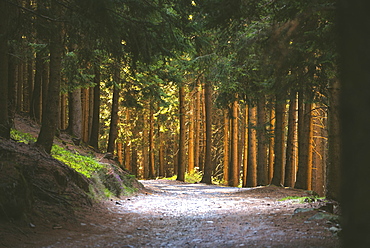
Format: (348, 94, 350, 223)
(326, 80, 341, 201)
(107, 71, 120, 153)
(201, 82, 213, 184)
(41, 61, 49, 122)
(223, 108, 230, 184)
(194, 84, 201, 171)
(268, 106, 275, 183)
(60, 93, 67, 130)
(295, 99, 313, 190)
(30, 51, 43, 122)
(0, 1, 10, 138)
(257, 96, 268, 185)
(271, 97, 286, 186)
(67, 87, 82, 139)
(36, 8, 63, 153)
(89, 65, 101, 149)
(228, 99, 239, 187)
(148, 105, 155, 178)
(26, 59, 34, 113)
(158, 124, 165, 177)
(81, 87, 89, 143)
(117, 141, 123, 166)
(188, 93, 195, 173)
(177, 86, 186, 181)
(17, 63, 24, 112)
(285, 92, 297, 187)
(312, 105, 326, 197)
(242, 105, 248, 187)
(338, 2, 370, 246)
(143, 107, 149, 179)
(246, 104, 257, 187)
(8, 52, 17, 130)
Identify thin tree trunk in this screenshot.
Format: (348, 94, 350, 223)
(107, 70, 120, 153)
(268, 105, 275, 183)
(60, 93, 67, 130)
(148, 105, 155, 178)
(188, 93, 195, 173)
(242, 105, 249, 187)
(89, 65, 100, 149)
(271, 97, 286, 186)
(117, 141, 123, 166)
(26, 59, 34, 113)
(36, 9, 63, 153)
(30, 51, 43, 122)
(158, 124, 165, 177)
(246, 104, 257, 187)
(177, 86, 186, 181)
(8, 52, 17, 130)
(223, 108, 230, 184)
(143, 106, 149, 179)
(257, 96, 268, 185)
(201, 82, 213, 184)
(81, 87, 89, 143)
(285, 92, 297, 187)
(228, 99, 239, 187)
(194, 84, 201, 171)
(17, 63, 24, 112)
(41, 61, 49, 122)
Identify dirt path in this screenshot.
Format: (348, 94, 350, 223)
(8, 180, 340, 248)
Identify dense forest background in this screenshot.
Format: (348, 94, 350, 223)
(1, 0, 369, 246)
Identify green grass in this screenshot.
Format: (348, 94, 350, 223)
(278, 196, 325, 203)
(51, 144, 103, 178)
(11, 129, 102, 178)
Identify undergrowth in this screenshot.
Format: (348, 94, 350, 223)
(278, 195, 325, 203)
(11, 129, 139, 198)
(11, 129, 102, 178)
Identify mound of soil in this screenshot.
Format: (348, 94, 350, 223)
(0, 138, 91, 220)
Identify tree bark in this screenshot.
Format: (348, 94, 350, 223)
(30, 51, 43, 122)
(223, 108, 230, 184)
(201, 82, 213, 184)
(257, 96, 268, 185)
(285, 92, 297, 187)
(246, 104, 257, 187)
(177, 85, 186, 181)
(326, 80, 341, 201)
(188, 93, 195, 174)
(338, 2, 370, 246)
(158, 124, 165, 177)
(67, 88, 82, 139)
(242, 105, 249, 187)
(228, 99, 239, 187)
(295, 99, 313, 190)
(0, 1, 10, 138)
(194, 84, 201, 171)
(89, 65, 101, 149)
(36, 6, 64, 153)
(268, 106, 275, 183)
(148, 104, 155, 178)
(271, 97, 286, 186)
(107, 70, 120, 153)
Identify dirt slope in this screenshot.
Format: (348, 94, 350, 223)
(3, 179, 340, 248)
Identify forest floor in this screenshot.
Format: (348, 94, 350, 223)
(2, 179, 341, 248)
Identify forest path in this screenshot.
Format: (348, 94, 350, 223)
(31, 180, 338, 248)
